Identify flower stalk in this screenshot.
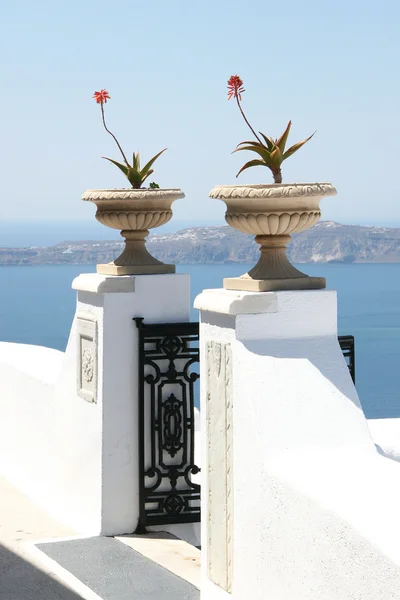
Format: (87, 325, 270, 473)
(99, 101, 130, 168)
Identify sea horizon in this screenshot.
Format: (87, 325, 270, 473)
(2, 217, 400, 249)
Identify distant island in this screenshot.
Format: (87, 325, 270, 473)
(1, 221, 400, 265)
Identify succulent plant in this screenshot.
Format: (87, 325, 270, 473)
(103, 150, 166, 189)
(227, 75, 314, 184)
(93, 89, 166, 189)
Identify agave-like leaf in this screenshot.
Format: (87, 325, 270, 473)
(268, 146, 283, 168)
(127, 165, 141, 179)
(140, 169, 155, 185)
(258, 132, 275, 152)
(102, 157, 129, 176)
(126, 167, 144, 189)
(132, 152, 141, 171)
(237, 139, 267, 148)
(141, 148, 167, 177)
(282, 132, 315, 161)
(236, 159, 267, 178)
(234, 145, 271, 163)
(276, 121, 292, 153)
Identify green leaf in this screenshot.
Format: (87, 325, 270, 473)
(258, 132, 275, 151)
(237, 139, 268, 148)
(126, 166, 143, 187)
(234, 145, 271, 162)
(132, 152, 141, 171)
(282, 132, 315, 161)
(276, 121, 292, 153)
(141, 148, 167, 177)
(140, 169, 154, 185)
(102, 157, 129, 176)
(269, 146, 283, 168)
(236, 159, 268, 178)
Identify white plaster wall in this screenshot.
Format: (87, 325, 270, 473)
(0, 340, 102, 534)
(196, 289, 400, 600)
(368, 417, 400, 462)
(0, 273, 195, 537)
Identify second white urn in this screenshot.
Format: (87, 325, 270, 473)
(210, 182, 337, 291)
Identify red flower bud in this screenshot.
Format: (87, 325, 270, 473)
(93, 89, 110, 104)
(227, 75, 245, 100)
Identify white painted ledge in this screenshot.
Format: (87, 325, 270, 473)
(195, 289, 338, 338)
(194, 288, 278, 315)
(73, 272, 191, 295)
(368, 418, 400, 462)
(0, 342, 63, 387)
(72, 273, 136, 293)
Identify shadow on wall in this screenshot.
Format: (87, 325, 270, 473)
(243, 335, 359, 410)
(244, 334, 400, 421)
(0, 543, 83, 600)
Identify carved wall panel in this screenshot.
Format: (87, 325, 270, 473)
(76, 312, 98, 403)
(206, 341, 233, 593)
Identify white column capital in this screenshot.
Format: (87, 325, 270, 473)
(195, 288, 338, 339)
(72, 273, 136, 293)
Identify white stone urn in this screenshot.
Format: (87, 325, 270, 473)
(82, 188, 184, 275)
(209, 182, 337, 291)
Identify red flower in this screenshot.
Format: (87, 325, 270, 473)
(227, 75, 245, 100)
(93, 89, 110, 104)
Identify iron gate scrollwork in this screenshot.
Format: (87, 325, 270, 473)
(134, 318, 200, 531)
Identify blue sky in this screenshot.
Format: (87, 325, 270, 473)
(1, 0, 400, 227)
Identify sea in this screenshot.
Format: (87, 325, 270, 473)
(0, 261, 399, 421)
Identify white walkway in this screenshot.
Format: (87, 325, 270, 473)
(0, 475, 89, 599)
(0, 475, 200, 600)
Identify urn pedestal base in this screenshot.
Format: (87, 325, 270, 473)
(97, 263, 175, 276)
(96, 229, 175, 276)
(223, 234, 326, 292)
(223, 275, 325, 292)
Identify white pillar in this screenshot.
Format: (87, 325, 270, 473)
(68, 273, 190, 535)
(194, 288, 400, 600)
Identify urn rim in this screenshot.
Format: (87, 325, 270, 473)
(209, 182, 337, 199)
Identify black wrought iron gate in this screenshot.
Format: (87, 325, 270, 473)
(134, 318, 201, 532)
(134, 318, 355, 531)
(338, 335, 355, 384)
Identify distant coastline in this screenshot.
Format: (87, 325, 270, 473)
(0, 221, 400, 265)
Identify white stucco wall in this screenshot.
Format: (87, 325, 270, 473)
(0, 273, 194, 537)
(0, 340, 101, 534)
(195, 288, 400, 600)
(368, 417, 400, 462)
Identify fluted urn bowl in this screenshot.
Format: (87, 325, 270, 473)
(209, 182, 337, 292)
(82, 188, 185, 275)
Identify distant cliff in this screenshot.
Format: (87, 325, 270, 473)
(0, 221, 400, 265)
